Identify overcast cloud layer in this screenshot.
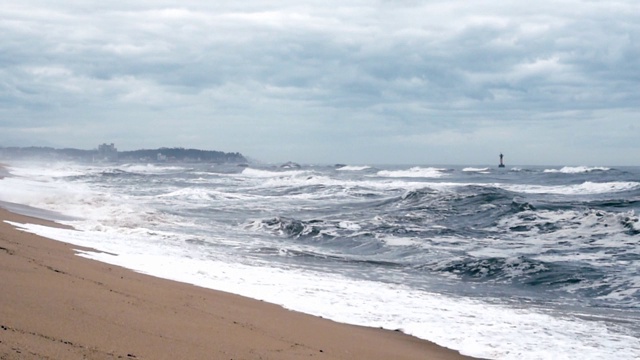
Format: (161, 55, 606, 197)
(1, 1, 639, 165)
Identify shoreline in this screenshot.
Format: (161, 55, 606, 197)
(0, 206, 479, 359)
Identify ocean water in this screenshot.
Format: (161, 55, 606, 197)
(1, 161, 639, 359)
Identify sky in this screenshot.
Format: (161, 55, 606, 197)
(1, 1, 639, 166)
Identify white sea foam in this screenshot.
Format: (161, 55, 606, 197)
(6, 222, 640, 360)
(493, 207, 639, 304)
(377, 167, 448, 178)
(337, 221, 361, 230)
(462, 167, 490, 173)
(381, 236, 419, 247)
(503, 181, 640, 195)
(117, 163, 187, 174)
(6, 161, 80, 175)
(156, 187, 254, 203)
(543, 166, 610, 174)
(0, 175, 93, 213)
(336, 165, 371, 171)
(243, 170, 430, 195)
(241, 167, 308, 178)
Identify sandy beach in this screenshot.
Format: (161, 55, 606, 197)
(0, 206, 478, 359)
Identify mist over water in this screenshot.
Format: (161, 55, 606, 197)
(2, 161, 639, 359)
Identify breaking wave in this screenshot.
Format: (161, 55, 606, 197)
(544, 166, 611, 174)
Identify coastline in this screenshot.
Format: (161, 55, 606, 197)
(0, 207, 478, 359)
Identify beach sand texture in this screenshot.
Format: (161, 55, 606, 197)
(0, 206, 477, 360)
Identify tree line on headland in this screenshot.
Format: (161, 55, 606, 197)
(121, 147, 246, 163)
(0, 145, 247, 164)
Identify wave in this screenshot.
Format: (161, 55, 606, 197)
(97, 169, 133, 177)
(429, 254, 640, 308)
(497, 208, 640, 238)
(116, 163, 187, 174)
(264, 247, 402, 268)
(336, 165, 371, 171)
(376, 167, 449, 178)
(504, 181, 640, 195)
(431, 256, 551, 282)
(5, 162, 90, 179)
(462, 167, 490, 173)
(429, 256, 613, 292)
(241, 167, 309, 178)
(157, 188, 216, 201)
(157, 186, 259, 204)
(543, 166, 611, 174)
(249, 217, 327, 239)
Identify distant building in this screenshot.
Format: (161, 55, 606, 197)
(96, 143, 118, 162)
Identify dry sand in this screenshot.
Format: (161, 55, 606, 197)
(0, 200, 479, 359)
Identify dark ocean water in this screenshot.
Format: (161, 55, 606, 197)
(2, 162, 639, 359)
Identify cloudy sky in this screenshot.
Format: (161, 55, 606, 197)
(1, 1, 639, 165)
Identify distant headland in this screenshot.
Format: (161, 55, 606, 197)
(0, 143, 247, 164)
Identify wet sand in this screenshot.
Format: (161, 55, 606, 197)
(0, 205, 479, 360)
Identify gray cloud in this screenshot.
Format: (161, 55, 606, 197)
(1, 0, 639, 165)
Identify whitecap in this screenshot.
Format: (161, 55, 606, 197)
(462, 167, 490, 173)
(377, 167, 448, 178)
(336, 165, 371, 171)
(543, 166, 610, 174)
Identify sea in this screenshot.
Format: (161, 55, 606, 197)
(1, 161, 639, 360)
